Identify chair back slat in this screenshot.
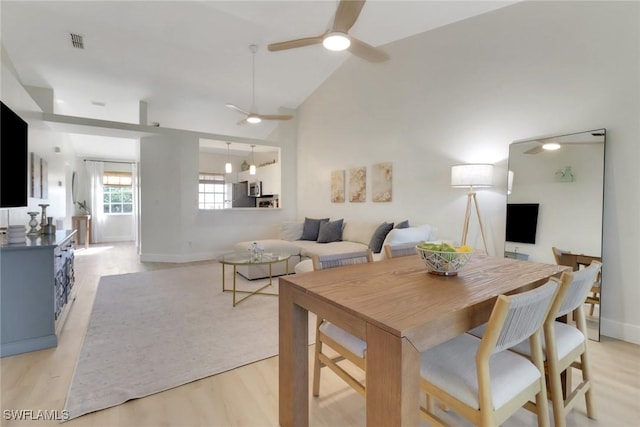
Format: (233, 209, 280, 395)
(384, 241, 420, 259)
(557, 261, 602, 317)
(492, 279, 559, 353)
(313, 250, 373, 271)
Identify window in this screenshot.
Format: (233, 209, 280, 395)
(103, 172, 133, 214)
(199, 173, 226, 210)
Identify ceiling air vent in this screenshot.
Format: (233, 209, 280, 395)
(70, 33, 84, 49)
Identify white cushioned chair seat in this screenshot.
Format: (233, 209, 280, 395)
(421, 333, 540, 411)
(319, 321, 367, 358)
(468, 322, 585, 361)
(510, 321, 585, 360)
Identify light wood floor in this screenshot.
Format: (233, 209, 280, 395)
(1, 242, 639, 427)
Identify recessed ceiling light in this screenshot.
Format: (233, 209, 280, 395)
(55, 99, 65, 104)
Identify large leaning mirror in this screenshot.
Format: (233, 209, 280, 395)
(506, 129, 605, 341)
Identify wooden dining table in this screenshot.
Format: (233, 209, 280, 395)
(278, 253, 568, 426)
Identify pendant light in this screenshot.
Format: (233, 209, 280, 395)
(225, 142, 233, 173)
(249, 145, 256, 175)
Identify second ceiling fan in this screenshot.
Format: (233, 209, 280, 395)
(268, 0, 388, 63)
(226, 44, 293, 125)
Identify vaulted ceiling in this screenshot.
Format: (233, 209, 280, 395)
(1, 1, 517, 159)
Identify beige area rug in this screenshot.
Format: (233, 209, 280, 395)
(64, 263, 315, 420)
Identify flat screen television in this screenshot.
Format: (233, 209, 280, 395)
(0, 101, 29, 208)
(506, 203, 539, 244)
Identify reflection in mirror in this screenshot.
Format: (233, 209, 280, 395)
(506, 129, 605, 341)
(199, 139, 281, 209)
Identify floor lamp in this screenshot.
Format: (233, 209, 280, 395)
(451, 164, 493, 254)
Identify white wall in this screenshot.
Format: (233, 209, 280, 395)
(1, 46, 76, 230)
(296, 1, 639, 343)
(139, 121, 297, 263)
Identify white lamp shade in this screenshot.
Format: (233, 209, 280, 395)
(451, 164, 494, 188)
(225, 162, 233, 174)
(249, 164, 256, 175)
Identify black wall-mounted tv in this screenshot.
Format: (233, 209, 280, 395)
(506, 203, 540, 244)
(1, 101, 29, 208)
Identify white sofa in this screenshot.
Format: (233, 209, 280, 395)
(233, 220, 438, 279)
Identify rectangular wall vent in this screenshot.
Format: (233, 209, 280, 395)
(70, 33, 84, 49)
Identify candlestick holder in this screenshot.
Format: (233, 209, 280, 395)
(38, 204, 50, 233)
(27, 212, 40, 236)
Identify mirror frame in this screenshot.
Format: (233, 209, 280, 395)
(506, 128, 605, 341)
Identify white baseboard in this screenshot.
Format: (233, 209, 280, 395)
(139, 252, 216, 263)
(600, 317, 640, 345)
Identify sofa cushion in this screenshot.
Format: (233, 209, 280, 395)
(300, 217, 329, 241)
(317, 218, 344, 243)
(296, 240, 369, 258)
(395, 220, 410, 229)
(381, 224, 437, 252)
(279, 221, 303, 241)
(369, 222, 394, 253)
(342, 222, 380, 245)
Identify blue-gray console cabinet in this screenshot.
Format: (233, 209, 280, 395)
(1, 230, 76, 357)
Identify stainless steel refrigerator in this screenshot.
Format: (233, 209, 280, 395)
(231, 181, 256, 208)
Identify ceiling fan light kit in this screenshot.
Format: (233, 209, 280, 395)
(225, 44, 293, 125)
(246, 115, 262, 124)
(542, 142, 561, 151)
(323, 32, 350, 51)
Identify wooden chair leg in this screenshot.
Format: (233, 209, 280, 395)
(312, 317, 323, 397)
(581, 349, 597, 419)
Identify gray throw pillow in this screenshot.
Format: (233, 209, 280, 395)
(369, 222, 394, 253)
(395, 220, 410, 229)
(300, 217, 329, 241)
(317, 219, 344, 243)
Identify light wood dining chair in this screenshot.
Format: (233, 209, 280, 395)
(420, 279, 560, 427)
(512, 260, 602, 427)
(468, 260, 602, 427)
(311, 249, 373, 398)
(383, 241, 420, 259)
(552, 247, 600, 317)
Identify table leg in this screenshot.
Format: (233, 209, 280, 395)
(221, 262, 225, 292)
(86, 218, 90, 249)
(366, 324, 420, 426)
(233, 265, 237, 307)
(279, 284, 309, 427)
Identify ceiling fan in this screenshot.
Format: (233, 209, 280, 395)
(267, 0, 389, 63)
(226, 44, 293, 125)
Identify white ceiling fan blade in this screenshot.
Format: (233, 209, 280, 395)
(226, 104, 250, 115)
(267, 35, 324, 52)
(524, 145, 545, 155)
(348, 37, 389, 63)
(257, 114, 294, 121)
(332, 0, 366, 33)
(236, 118, 249, 126)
